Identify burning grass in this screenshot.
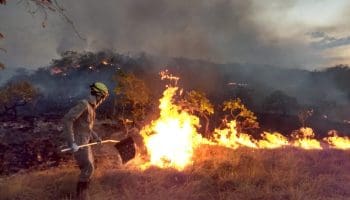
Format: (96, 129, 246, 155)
(139, 76, 350, 170)
(1, 146, 350, 200)
(2, 70, 350, 199)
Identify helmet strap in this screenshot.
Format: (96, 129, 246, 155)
(95, 94, 107, 107)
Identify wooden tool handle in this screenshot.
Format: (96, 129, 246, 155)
(61, 139, 120, 152)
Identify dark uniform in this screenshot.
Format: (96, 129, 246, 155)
(63, 99, 97, 182)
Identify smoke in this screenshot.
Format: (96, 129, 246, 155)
(0, 68, 21, 85)
(1, 0, 349, 116)
(0, 0, 332, 69)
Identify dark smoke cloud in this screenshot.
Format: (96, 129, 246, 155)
(309, 32, 350, 50)
(0, 0, 326, 69)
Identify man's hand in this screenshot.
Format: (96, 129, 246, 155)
(96, 136, 102, 145)
(71, 143, 79, 152)
(92, 131, 102, 145)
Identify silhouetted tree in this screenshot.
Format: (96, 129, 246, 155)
(298, 109, 313, 128)
(0, 80, 39, 118)
(262, 90, 298, 115)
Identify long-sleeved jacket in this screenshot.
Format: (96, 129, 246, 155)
(63, 99, 97, 146)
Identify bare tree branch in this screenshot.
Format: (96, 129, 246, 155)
(18, 0, 86, 40)
(0, 62, 5, 70)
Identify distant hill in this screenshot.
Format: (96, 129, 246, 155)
(2, 51, 350, 122)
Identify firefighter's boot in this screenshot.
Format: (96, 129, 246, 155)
(76, 181, 90, 200)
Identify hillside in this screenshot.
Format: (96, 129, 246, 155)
(2, 51, 350, 122)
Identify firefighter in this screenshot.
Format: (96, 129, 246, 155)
(63, 82, 109, 200)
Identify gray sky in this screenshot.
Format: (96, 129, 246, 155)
(0, 0, 349, 69)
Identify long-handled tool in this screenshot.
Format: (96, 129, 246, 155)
(61, 137, 136, 164)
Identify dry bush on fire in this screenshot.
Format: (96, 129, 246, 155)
(222, 98, 259, 134)
(0, 80, 39, 118)
(179, 90, 214, 136)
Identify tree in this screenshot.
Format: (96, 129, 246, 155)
(179, 90, 214, 136)
(113, 71, 151, 122)
(0, 80, 39, 118)
(262, 90, 298, 115)
(222, 98, 259, 134)
(298, 109, 313, 128)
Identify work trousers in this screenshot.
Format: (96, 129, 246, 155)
(74, 134, 94, 182)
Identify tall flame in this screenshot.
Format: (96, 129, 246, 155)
(141, 87, 205, 170)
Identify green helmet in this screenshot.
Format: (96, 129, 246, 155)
(90, 82, 109, 96)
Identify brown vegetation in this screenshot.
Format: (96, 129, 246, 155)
(1, 145, 349, 200)
(0, 80, 39, 118)
(113, 71, 152, 121)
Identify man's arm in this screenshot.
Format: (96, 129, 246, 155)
(91, 130, 102, 144)
(62, 100, 88, 146)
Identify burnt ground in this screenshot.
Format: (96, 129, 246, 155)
(0, 115, 124, 175)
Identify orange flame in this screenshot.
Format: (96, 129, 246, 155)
(50, 67, 63, 75)
(324, 130, 350, 150)
(291, 127, 322, 150)
(258, 132, 289, 149)
(141, 86, 205, 170)
(159, 70, 180, 85)
(213, 120, 258, 149)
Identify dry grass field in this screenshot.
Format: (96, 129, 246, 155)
(1, 145, 350, 200)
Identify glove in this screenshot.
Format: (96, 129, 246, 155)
(96, 137, 102, 145)
(92, 131, 102, 145)
(71, 143, 79, 152)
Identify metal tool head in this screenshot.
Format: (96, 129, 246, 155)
(114, 136, 136, 164)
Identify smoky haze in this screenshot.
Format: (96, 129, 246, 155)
(2, 51, 349, 122)
(0, 0, 325, 69)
